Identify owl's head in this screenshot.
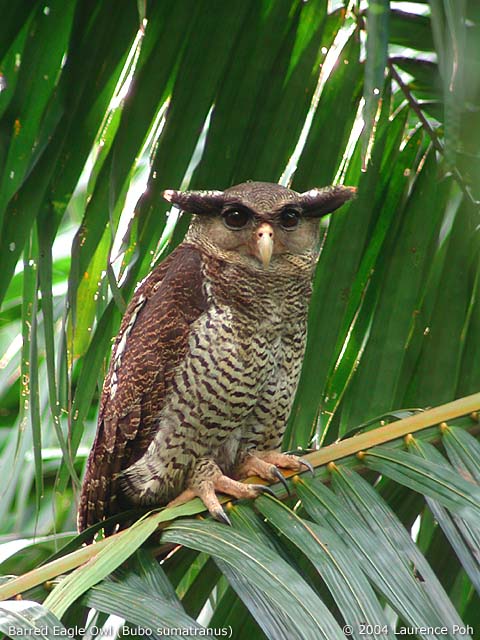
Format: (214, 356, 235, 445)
(163, 181, 355, 269)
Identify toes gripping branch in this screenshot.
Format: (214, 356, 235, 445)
(167, 452, 314, 525)
(168, 458, 277, 525)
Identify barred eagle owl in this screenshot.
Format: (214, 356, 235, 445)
(78, 181, 354, 532)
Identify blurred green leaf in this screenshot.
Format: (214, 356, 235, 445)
(0, 2, 480, 636)
(163, 519, 346, 640)
(0, 600, 67, 640)
(365, 445, 480, 523)
(257, 496, 389, 640)
(363, 0, 389, 167)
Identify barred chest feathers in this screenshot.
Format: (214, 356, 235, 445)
(121, 251, 313, 505)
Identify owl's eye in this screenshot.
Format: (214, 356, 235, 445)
(279, 209, 300, 230)
(222, 208, 251, 229)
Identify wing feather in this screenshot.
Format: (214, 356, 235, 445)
(78, 243, 208, 533)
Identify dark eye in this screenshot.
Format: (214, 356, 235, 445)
(279, 209, 300, 229)
(222, 208, 251, 229)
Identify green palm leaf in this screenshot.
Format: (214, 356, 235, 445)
(1, 1, 479, 638)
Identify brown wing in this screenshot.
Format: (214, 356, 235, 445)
(77, 243, 208, 533)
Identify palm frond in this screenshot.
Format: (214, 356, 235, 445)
(1, 1, 479, 637)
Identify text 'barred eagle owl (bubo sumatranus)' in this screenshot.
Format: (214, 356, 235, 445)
(78, 181, 355, 533)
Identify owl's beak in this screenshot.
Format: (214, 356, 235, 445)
(256, 223, 274, 268)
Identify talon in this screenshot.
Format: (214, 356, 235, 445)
(183, 457, 290, 522)
(249, 450, 314, 475)
(251, 484, 276, 498)
(271, 466, 290, 495)
(298, 457, 314, 475)
(212, 508, 232, 526)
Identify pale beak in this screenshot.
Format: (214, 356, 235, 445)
(256, 223, 274, 268)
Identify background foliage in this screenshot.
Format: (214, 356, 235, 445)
(0, 1, 479, 638)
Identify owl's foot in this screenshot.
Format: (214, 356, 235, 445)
(167, 460, 275, 525)
(257, 450, 314, 474)
(235, 454, 290, 493)
(236, 451, 314, 489)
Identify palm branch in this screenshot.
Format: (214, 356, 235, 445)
(0, 1, 479, 637)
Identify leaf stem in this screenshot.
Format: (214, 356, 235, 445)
(388, 60, 479, 207)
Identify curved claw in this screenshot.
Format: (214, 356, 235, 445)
(298, 457, 314, 475)
(271, 466, 291, 495)
(252, 484, 276, 499)
(212, 508, 232, 526)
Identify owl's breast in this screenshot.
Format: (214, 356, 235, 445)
(120, 287, 308, 502)
(181, 301, 274, 412)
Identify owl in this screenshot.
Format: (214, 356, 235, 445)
(78, 181, 355, 533)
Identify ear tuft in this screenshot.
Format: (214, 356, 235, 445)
(300, 185, 356, 218)
(162, 189, 225, 215)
